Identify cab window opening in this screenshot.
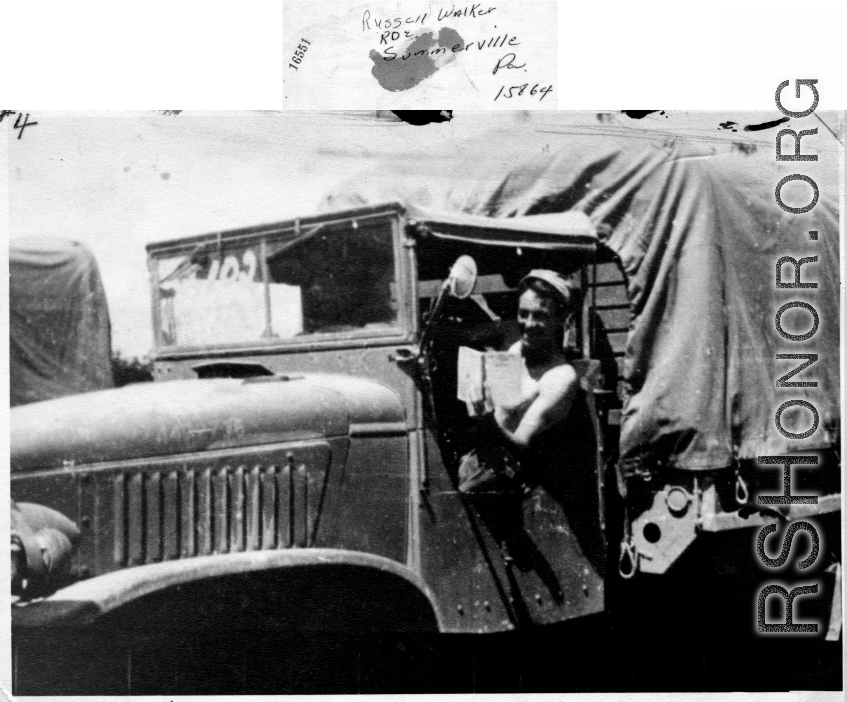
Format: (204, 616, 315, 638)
(153, 218, 401, 350)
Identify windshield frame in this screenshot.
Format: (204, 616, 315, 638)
(147, 205, 413, 360)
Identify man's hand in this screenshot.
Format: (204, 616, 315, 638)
(465, 381, 494, 417)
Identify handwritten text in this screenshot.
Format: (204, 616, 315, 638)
(0, 110, 38, 140)
(494, 82, 553, 101)
(362, 4, 496, 32)
(289, 38, 311, 70)
(380, 33, 518, 60)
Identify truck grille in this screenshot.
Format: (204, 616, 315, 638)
(112, 444, 330, 567)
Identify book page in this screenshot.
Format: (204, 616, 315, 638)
(456, 345, 483, 405)
(484, 351, 522, 408)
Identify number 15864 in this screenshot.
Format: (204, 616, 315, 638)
(494, 83, 553, 101)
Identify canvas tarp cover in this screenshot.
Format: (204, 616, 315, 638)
(10, 237, 113, 406)
(322, 131, 840, 471)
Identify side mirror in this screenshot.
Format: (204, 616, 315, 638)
(446, 255, 477, 299)
(417, 256, 479, 353)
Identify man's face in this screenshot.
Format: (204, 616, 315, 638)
(517, 288, 562, 355)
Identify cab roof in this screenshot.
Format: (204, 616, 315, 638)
(146, 202, 597, 257)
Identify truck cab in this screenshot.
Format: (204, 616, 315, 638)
(12, 202, 613, 635)
(14, 197, 841, 643)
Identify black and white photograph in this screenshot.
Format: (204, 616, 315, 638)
(6, 108, 842, 695)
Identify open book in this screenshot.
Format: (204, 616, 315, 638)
(457, 346, 523, 416)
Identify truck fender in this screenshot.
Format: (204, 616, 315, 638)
(12, 549, 442, 633)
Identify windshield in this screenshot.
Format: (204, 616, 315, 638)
(153, 218, 401, 350)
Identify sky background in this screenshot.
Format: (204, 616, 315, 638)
(8, 109, 842, 358)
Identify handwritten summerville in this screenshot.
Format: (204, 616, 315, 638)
(381, 31, 519, 60)
(362, 4, 552, 100)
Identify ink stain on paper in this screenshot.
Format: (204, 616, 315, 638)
(732, 142, 758, 155)
(743, 116, 789, 131)
(370, 27, 464, 92)
(621, 110, 661, 119)
(391, 110, 453, 126)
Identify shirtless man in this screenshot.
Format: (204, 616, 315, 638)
(459, 269, 582, 494)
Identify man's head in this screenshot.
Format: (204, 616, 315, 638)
(517, 270, 580, 356)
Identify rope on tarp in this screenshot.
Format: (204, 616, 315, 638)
(735, 470, 750, 506)
(619, 539, 638, 580)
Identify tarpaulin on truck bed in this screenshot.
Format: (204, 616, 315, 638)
(10, 237, 113, 406)
(322, 129, 840, 471)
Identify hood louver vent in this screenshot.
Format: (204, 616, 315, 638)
(112, 444, 330, 568)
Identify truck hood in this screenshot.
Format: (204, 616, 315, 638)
(12, 374, 405, 473)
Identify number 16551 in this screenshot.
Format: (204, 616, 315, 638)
(289, 39, 310, 70)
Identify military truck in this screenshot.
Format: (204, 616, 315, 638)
(10, 236, 113, 407)
(11, 135, 841, 691)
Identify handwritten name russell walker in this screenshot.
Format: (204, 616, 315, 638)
(362, 4, 497, 32)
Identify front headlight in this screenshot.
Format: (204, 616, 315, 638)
(10, 501, 79, 598)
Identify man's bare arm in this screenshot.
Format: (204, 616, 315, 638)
(496, 364, 578, 451)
